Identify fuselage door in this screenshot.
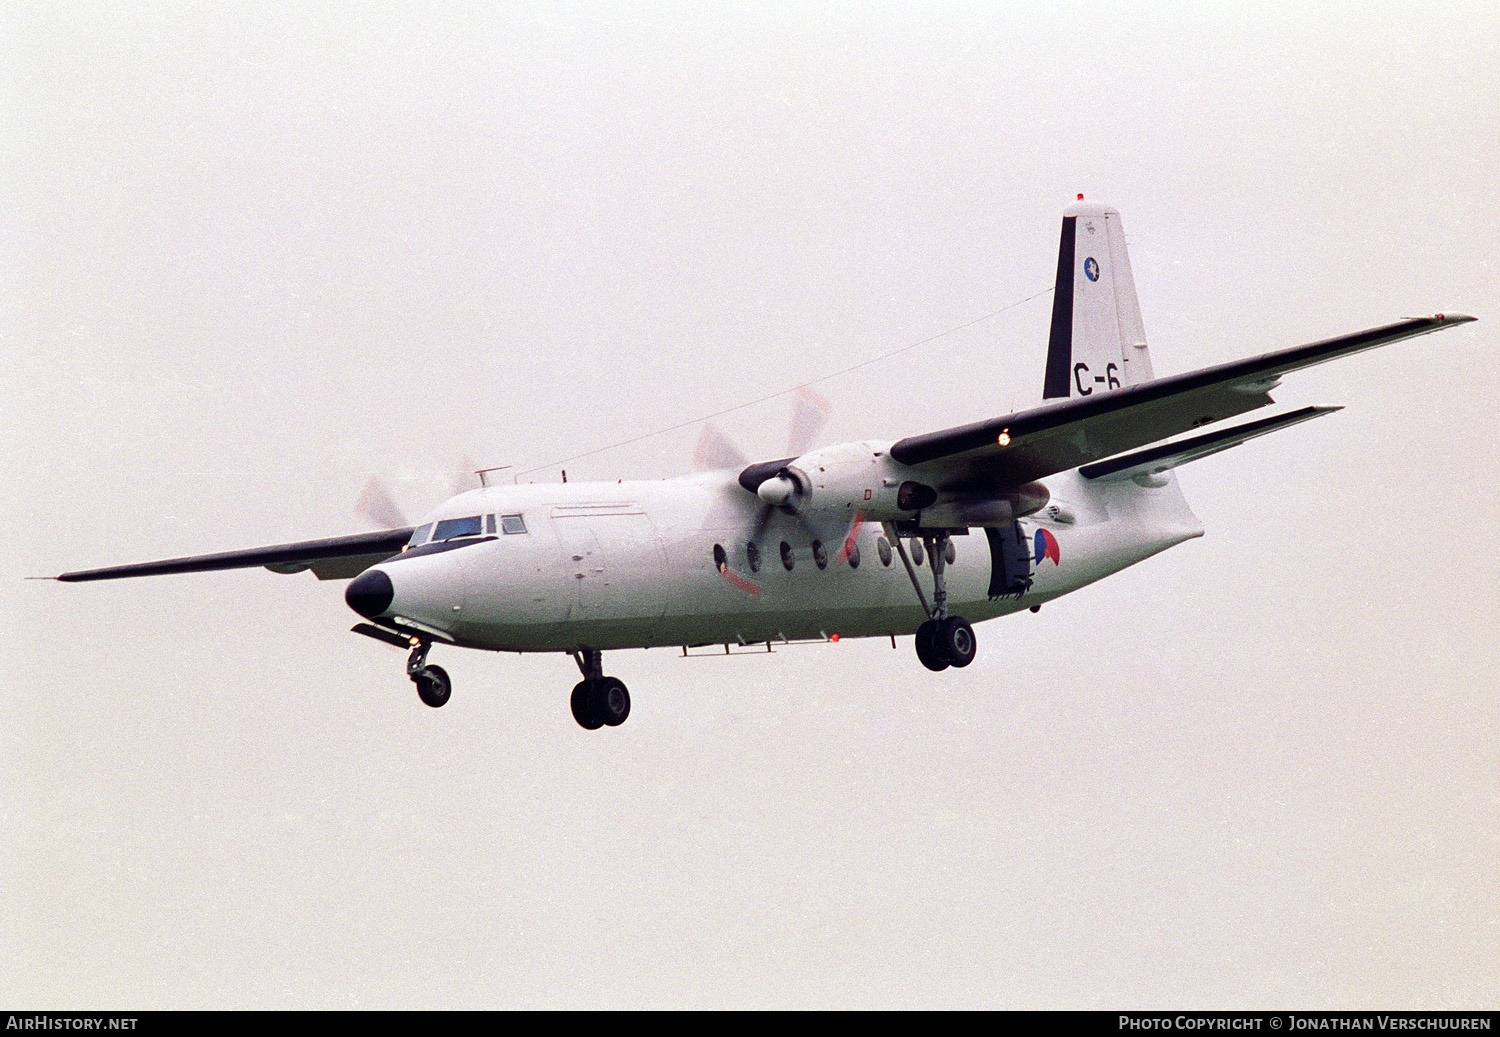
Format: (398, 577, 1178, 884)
(550, 504, 666, 621)
(553, 516, 605, 610)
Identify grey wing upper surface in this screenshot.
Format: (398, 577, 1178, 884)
(887, 315, 1473, 493)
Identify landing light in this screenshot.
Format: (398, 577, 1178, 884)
(409, 636, 420, 647)
(997, 429, 1011, 447)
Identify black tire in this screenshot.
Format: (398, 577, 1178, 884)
(595, 677, 631, 727)
(415, 665, 452, 708)
(571, 680, 604, 730)
(937, 616, 977, 668)
(914, 620, 950, 672)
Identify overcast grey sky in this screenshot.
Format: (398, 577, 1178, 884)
(4, 1, 1498, 1008)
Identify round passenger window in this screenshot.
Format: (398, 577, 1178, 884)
(746, 542, 761, 573)
(712, 544, 727, 573)
(812, 540, 828, 570)
(847, 542, 861, 569)
(876, 537, 893, 567)
(780, 541, 794, 571)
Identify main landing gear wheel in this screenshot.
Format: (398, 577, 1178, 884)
(571, 677, 631, 730)
(570, 649, 630, 730)
(414, 664, 451, 708)
(595, 677, 631, 727)
(571, 681, 605, 729)
(914, 620, 950, 672)
(889, 525, 979, 672)
(914, 616, 977, 670)
(936, 616, 976, 668)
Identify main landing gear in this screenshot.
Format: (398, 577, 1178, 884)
(570, 649, 631, 730)
(915, 615, 976, 672)
(887, 524, 978, 672)
(407, 639, 451, 708)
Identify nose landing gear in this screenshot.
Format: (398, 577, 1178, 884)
(407, 639, 451, 708)
(570, 649, 631, 730)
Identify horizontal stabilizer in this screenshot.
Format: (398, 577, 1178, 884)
(54, 527, 414, 582)
(1079, 406, 1340, 482)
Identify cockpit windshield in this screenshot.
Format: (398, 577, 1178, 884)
(432, 516, 484, 542)
(407, 523, 433, 547)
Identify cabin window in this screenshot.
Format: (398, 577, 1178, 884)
(910, 539, 924, 566)
(945, 541, 956, 565)
(847, 541, 861, 569)
(746, 542, 761, 573)
(780, 541, 795, 571)
(876, 536, 893, 567)
(432, 516, 483, 542)
(812, 540, 828, 570)
(407, 523, 434, 547)
(486, 514, 497, 535)
(501, 514, 527, 535)
(713, 544, 727, 573)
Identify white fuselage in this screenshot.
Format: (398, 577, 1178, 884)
(362, 456, 1205, 655)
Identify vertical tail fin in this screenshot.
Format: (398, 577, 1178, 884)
(1043, 201, 1154, 399)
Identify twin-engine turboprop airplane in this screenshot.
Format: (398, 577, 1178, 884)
(54, 201, 1474, 730)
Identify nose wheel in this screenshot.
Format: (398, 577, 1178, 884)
(406, 638, 452, 708)
(570, 650, 631, 729)
(414, 664, 451, 707)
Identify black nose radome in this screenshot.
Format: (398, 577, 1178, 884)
(345, 569, 393, 618)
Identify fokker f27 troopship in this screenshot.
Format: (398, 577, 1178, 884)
(54, 200, 1475, 730)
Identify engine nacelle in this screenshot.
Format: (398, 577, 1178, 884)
(740, 442, 913, 520)
(738, 442, 1050, 526)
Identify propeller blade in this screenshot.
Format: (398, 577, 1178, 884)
(787, 386, 831, 456)
(749, 501, 776, 544)
(356, 477, 408, 529)
(693, 423, 749, 471)
(448, 455, 481, 498)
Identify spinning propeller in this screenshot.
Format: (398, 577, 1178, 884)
(356, 458, 482, 529)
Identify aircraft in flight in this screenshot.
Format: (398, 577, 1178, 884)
(52, 200, 1474, 730)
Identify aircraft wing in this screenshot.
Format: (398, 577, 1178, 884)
(53, 527, 415, 583)
(887, 314, 1473, 491)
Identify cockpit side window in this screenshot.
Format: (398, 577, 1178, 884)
(407, 523, 434, 547)
(432, 516, 483, 542)
(486, 514, 497, 535)
(500, 514, 527, 535)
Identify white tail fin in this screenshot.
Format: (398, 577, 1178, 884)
(1042, 200, 1154, 399)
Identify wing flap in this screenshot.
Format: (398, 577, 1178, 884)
(55, 527, 415, 582)
(889, 314, 1472, 488)
(1079, 406, 1339, 483)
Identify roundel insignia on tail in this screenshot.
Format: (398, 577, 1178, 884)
(1083, 256, 1100, 282)
(1034, 528, 1061, 566)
